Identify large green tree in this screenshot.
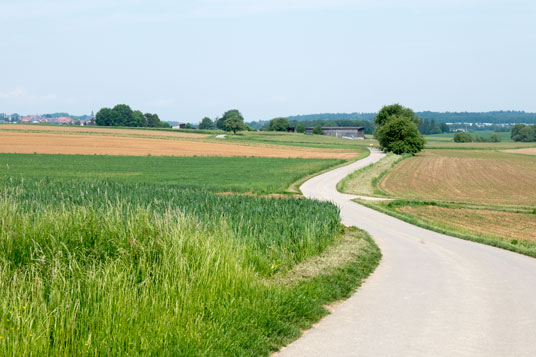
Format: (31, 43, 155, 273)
(374, 104, 425, 154)
(267, 117, 290, 131)
(95, 105, 169, 128)
(198, 117, 215, 130)
(221, 110, 245, 134)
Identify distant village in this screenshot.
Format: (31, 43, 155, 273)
(0, 112, 96, 126)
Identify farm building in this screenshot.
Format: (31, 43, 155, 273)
(305, 126, 365, 139)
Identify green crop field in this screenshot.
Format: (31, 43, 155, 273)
(0, 176, 381, 355)
(0, 154, 343, 193)
(217, 131, 377, 150)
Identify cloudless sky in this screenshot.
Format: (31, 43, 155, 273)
(1, 0, 535, 122)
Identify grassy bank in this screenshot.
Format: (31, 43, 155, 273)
(0, 154, 343, 193)
(0, 177, 380, 355)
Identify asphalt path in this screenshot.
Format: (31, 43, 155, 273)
(277, 149, 536, 357)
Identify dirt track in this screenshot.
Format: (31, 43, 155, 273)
(0, 132, 358, 159)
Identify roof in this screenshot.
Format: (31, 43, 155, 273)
(306, 126, 364, 129)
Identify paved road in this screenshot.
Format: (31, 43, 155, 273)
(278, 149, 536, 357)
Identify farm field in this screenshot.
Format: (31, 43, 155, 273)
(216, 130, 377, 150)
(0, 127, 380, 355)
(0, 124, 368, 159)
(377, 149, 536, 206)
(0, 131, 359, 159)
(503, 147, 536, 156)
(0, 153, 342, 193)
(340, 149, 536, 257)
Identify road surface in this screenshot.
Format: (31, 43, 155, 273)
(277, 149, 536, 356)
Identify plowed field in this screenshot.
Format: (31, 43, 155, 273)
(0, 124, 209, 138)
(0, 131, 358, 159)
(503, 148, 536, 156)
(378, 150, 536, 205)
(399, 205, 536, 243)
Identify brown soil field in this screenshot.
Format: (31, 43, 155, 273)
(503, 148, 536, 156)
(0, 132, 358, 159)
(378, 150, 536, 205)
(399, 205, 536, 243)
(0, 124, 209, 139)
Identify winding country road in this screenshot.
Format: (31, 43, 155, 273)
(278, 149, 536, 356)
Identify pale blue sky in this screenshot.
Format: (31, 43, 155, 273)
(1, 0, 535, 122)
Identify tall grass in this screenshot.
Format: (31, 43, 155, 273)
(0, 177, 380, 355)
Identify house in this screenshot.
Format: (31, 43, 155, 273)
(305, 126, 365, 139)
(172, 123, 186, 129)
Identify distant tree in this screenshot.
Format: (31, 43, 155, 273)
(215, 117, 226, 130)
(439, 123, 450, 133)
(198, 117, 215, 130)
(267, 117, 290, 131)
(312, 126, 323, 135)
(185, 123, 192, 129)
(222, 110, 245, 134)
(296, 124, 306, 133)
(375, 116, 425, 154)
(453, 131, 473, 143)
(374, 104, 425, 154)
(95, 108, 113, 126)
(489, 133, 501, 142)
(511, 123, 525, 140)
(112, 104, 133, 126)
(130, 110, 146, 127)
(144, 113, 160, 127)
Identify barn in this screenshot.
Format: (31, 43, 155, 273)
(305, 126, 365, 139)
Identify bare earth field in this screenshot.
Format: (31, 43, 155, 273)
(378, 149, 536, 206)
(399, 205, 536, 244)
(503, 148, 536, 156)
(0, 131, 358, 159)
(0, 124, 210, 138)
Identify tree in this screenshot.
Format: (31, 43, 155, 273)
(296, 124, 306, 133)
(199, 117, 215, 130)
(439, 123, 450, 133)
(130, 110, 146, 127)
(453, 131, 473, 143)
(312, 126, 323, 135)
(185, 123, 192, 129)
(222, 110, 245, 134)
(374, 104, 425, 154)
(489, 133, 501, 142)
(267, 117, 290, 131)
(375, 116, 424, 154)
(112, 104, 133, 126)
(375, 104, 419, 127)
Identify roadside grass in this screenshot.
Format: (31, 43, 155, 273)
(287, 149, 371, 194)
(0, 178, 380, 355)
(338, 148, 536, 259)
(337, 153, 401, 196)
(0, 154, 343, 194)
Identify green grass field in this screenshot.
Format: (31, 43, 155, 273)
(0, 154, 342, 193)
(0, 176, 380, 355)
(217, 131, 377, 150)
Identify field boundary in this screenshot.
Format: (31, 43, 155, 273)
(354, 199, 536, 259)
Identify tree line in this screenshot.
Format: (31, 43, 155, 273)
(511, 124, 536, 142)
(95, 105, 170, 128)
(453, 131, 502, 143)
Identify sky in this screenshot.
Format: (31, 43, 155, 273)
(1, 0, 535, 122)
